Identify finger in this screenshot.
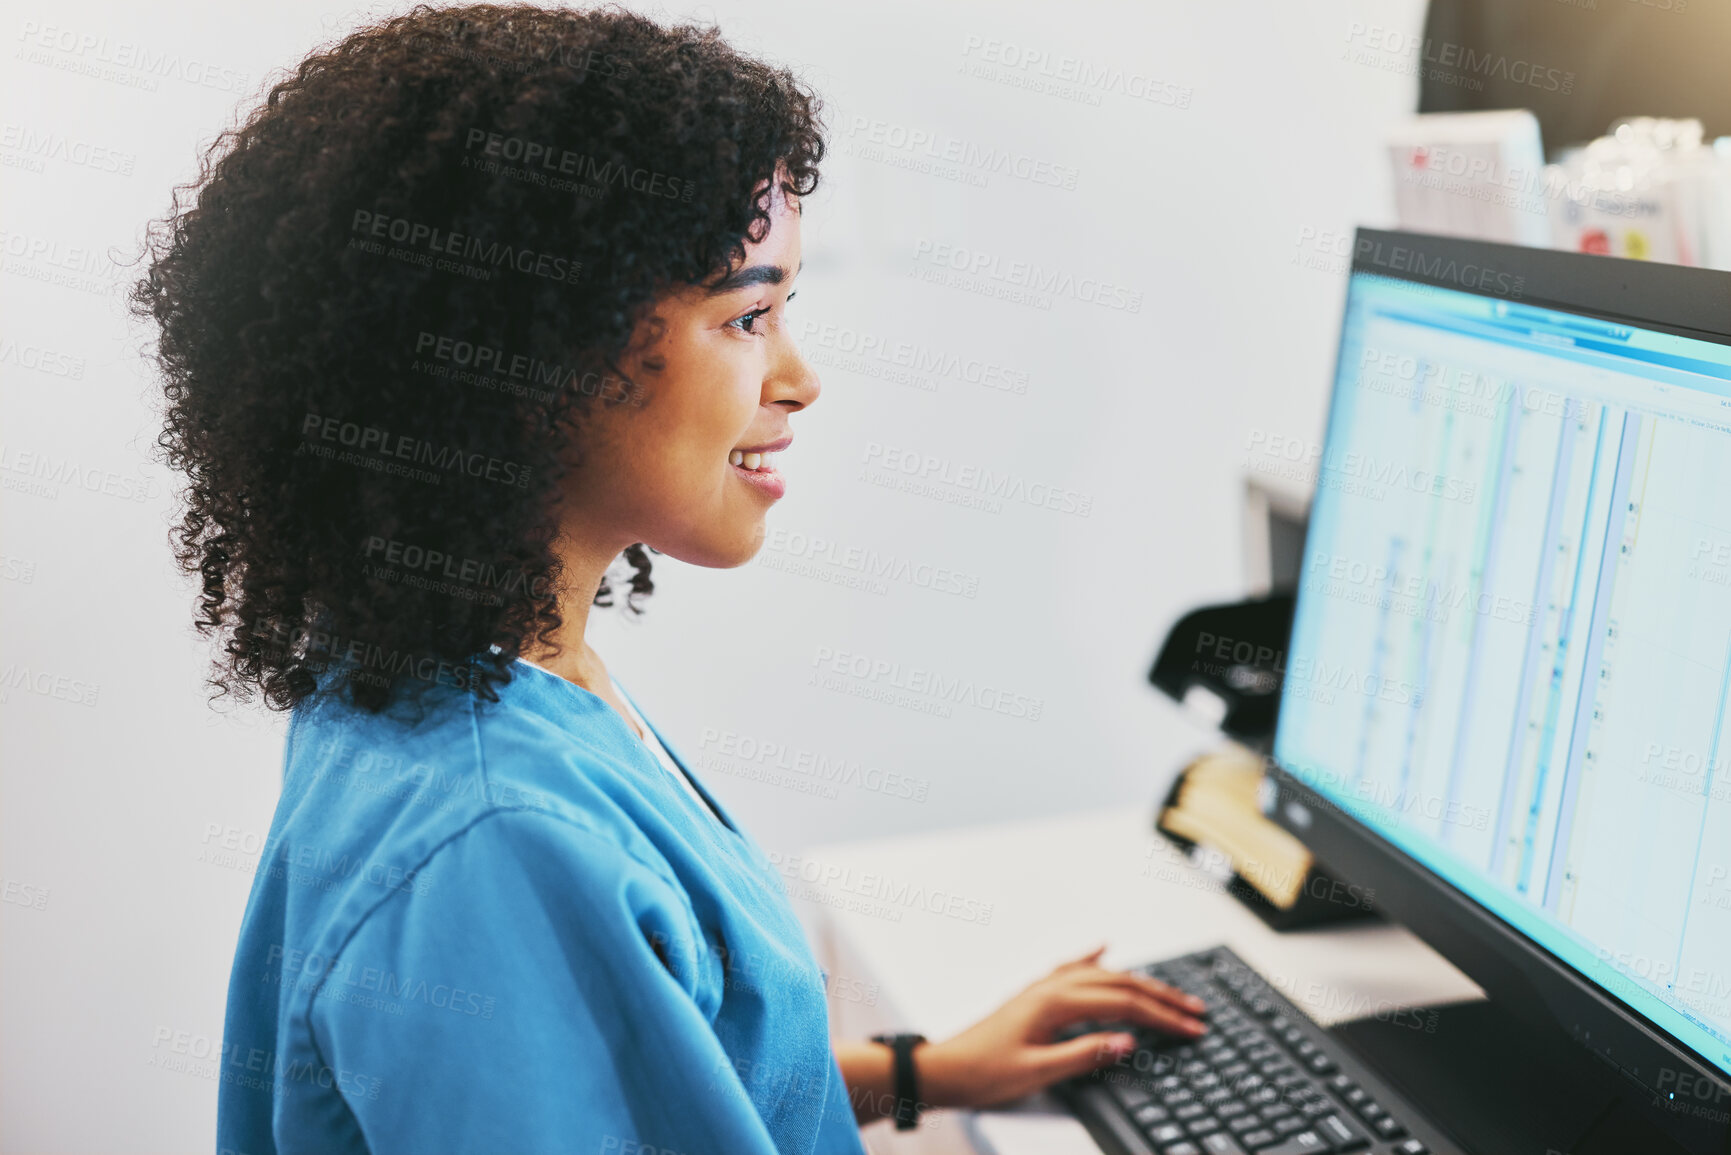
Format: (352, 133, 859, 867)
(1027, 1031, 1140, 1086)
(1072, 967, 1207, 1016)
(1041, 986, 1207, 1039)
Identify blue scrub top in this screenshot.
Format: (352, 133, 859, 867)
(215, 659, 869, 1155)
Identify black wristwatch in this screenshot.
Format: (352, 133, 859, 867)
(869, 1032, 928, 1130)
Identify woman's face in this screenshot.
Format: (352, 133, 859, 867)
(568, 184, 819, 569)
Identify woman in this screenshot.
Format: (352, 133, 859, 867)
(133, 5, 1206, 1151)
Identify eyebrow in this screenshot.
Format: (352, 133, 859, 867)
(706, 258, 804, 296)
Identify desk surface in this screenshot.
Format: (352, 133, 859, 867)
(796, 804, 1485, 1155)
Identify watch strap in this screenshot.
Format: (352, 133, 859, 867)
(869, 1032, 928, 1130)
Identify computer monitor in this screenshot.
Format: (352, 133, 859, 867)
(1269, 228, 1731, 1147)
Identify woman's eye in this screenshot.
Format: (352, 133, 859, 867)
(730, 307, 771, 335)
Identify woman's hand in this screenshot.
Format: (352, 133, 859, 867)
(916, 944, 1207, 1110)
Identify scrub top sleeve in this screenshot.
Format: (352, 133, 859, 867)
(303, 808, 784, 1155)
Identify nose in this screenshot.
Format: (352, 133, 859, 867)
(770, 331, 821, 411)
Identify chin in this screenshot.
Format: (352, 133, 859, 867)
(659, 520, 768, 569)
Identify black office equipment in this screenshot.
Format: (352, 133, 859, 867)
(1056, 946, 1460, 1155)
(1148, 595, 1294, 754)
(1154, 750, 1378, 932)
(1078, 228, 1731, 1155)
(1148, 595, 1376, 931)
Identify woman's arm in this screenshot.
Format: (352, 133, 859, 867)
(834, 1040, 899, 1124)
(836, 946, 1207, 1124)
(307, 810, 792, 1154)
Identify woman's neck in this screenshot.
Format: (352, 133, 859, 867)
(518, 529, 634, 698)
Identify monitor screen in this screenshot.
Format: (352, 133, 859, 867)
(1274, 268, 1731, 1079)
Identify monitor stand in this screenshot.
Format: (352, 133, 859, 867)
(1329, 999, 1728, 1154)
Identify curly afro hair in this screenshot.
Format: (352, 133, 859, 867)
(131, 3, 825, 714)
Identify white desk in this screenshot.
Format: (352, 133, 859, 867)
(797, 805, 1486, 1155)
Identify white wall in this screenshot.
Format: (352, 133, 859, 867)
(0, 0, 1424, 1149)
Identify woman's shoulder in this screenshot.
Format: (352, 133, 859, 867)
(255, 675, 698, 1006)
(277, 669, 672, 871)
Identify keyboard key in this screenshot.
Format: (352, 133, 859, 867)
(1216, 1101, 1249, 1119)
(1187, 1116, 1222, 1137)
(1149, 1123, 1187, 1144)
(1392, 1141, 1430, 1155)
(1133, 1103, 1171, 1127)
(1161, 1143, 1201, 1155)
(1372, 1116, 1409, 1140)
(1239, 1130, 1277, 1149)
(1255, 1131, 1329, 1155)
(1226, 1112, 1261, 1134)
(1201, 1133, 1250, 1155)
(1271, 1115, 1308, 1135)
(1111, 1083, 1155, 1110)
(1315, 1114, 1370, 1152)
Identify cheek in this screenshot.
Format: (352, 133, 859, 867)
(647, 392, 746, 493)
(680, 359, 760, 453)
(625, 328, 762, 496)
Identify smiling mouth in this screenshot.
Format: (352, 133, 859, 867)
(728, 449, 779, 472)
(727, 445, 787, 500)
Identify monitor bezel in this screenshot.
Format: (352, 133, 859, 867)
(1267, 227, 1731, 1142)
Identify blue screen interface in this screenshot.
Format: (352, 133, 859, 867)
(1276, 270, 1731, 1078)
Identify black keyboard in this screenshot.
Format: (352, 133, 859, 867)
(1053, 946, 1462, 1155)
